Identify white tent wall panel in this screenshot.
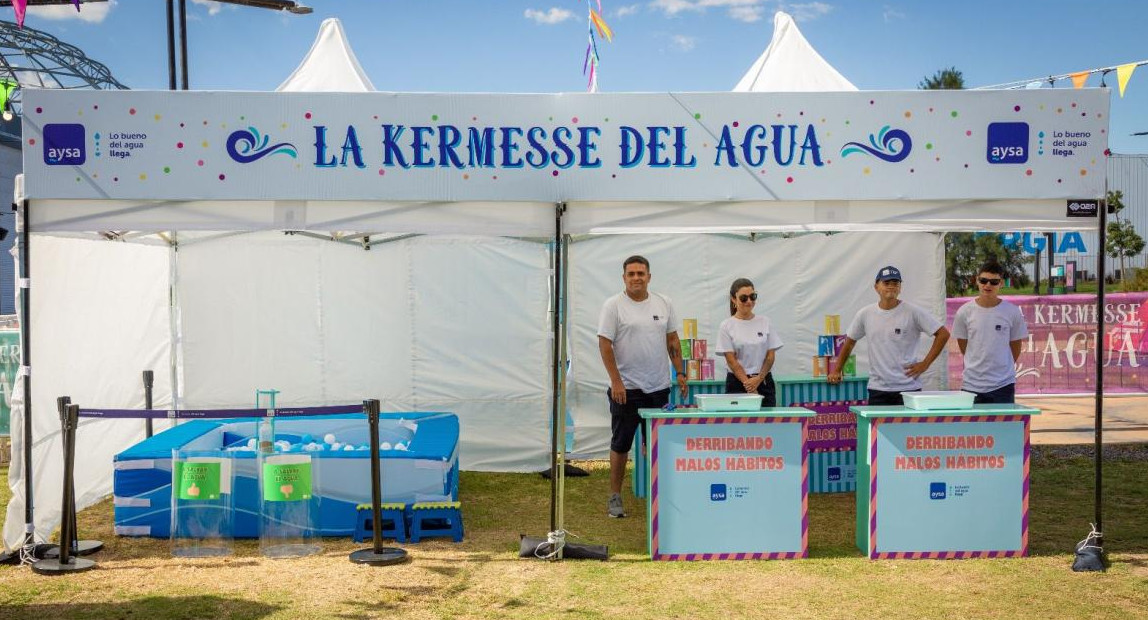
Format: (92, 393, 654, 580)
(567, 232, 945, 459)
(3, 235, 172, 549)
(317, 236, 414, 407)
(407, 237, 553, 471)
(175, 233, 552, 472)
(178, 234, 328, 406)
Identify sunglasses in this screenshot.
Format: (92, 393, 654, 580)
(737, 293, 758, 303)
(978, 277, 1002, 286)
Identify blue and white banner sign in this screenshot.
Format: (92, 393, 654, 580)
(22, 89, 1108, 203)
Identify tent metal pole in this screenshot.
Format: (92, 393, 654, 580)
(168, 233, 181, 417)
(549, 203, 563, 535)
(19, 198, 32, 546)
(1094, 189, 1107, 537)
(557, 226, 570, 545)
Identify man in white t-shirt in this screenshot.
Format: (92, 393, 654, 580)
(598, 255, 688, 518)
(951, 260, 1029, 403)
(829, 265, 950, 406)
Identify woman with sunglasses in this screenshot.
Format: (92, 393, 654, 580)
(716, 278, 784, 407)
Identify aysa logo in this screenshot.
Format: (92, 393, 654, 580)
(986, 122, 1029, 164)
(42, 124, 86, 166)
(929, 482, 947, 500)
(710, 483, 727, 501)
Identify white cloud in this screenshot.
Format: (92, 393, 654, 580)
(671, 34, 697, 51)
(728, 6, 765, 22)
(524, 8, 575, 25)
(650, 0, 697, 16)
(616, 4, 642, 17)
(27, 0, 113, 23)
(883, 5, 906, 21)
(782, 2, 833, 21)
(191, 0, 225, 16)
(650, 0, 833, 22)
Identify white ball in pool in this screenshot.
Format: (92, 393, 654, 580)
(344, 445, 355, 451)
(246, 438, 257, 448)
(330, 442, 343, 451)
(358, 444, 369, 451)
(323, 433, 336, 444)
(379, 442, 392, 451)
(395, 442, 408, 451)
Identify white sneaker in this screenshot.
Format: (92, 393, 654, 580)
(607, 492, 625, 518)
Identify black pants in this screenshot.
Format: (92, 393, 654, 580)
(867, 388, 921, 406)
(724, 372, 776, 407)
(968, 384, 1016, 404)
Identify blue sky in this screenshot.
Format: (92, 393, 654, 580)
(13, 0, 1148, 153)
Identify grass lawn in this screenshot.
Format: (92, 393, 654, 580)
(2, 449, 1147, 620)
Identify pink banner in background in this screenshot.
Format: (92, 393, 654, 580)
(946, 292, 1148, 395)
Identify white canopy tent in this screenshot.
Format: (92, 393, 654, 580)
(1, 16, 1112, 554)
(277, 18, 375, 93)
(734, 11, 857, 93)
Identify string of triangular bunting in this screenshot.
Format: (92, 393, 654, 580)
(975, 59, 1147, 98)
(582, 0, 613, 93)
(10, 0, 84, 28)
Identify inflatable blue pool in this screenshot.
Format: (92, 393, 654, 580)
(113, 412, 459, 538)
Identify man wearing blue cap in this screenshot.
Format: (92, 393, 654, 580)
(828, 265, 950, 405)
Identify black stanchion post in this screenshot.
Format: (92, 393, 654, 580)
(143, 370, 155, 438)
(32, 404, 95, 574)
(349, 399, 408, 566)
(42, 397, 102, 560)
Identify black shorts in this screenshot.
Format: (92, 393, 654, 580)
(608, 387, 670, 453)
(723, 372, 777, 407)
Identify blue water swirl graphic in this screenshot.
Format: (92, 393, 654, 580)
(839, 126, 912, 163)
(226, 127, 297, 163)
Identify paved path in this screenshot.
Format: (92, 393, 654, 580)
(1020, 394, 1148, 444)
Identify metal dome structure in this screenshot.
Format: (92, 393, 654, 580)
(0, 18, 126, 142)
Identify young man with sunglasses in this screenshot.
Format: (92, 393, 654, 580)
(951, 260, 1028, 404)
(598, 255, 689, 518)
(828, 266, 950, 405)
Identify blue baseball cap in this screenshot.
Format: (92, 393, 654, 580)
(875, 266, 902, 282)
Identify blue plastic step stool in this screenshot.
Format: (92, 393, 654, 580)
(353, 503, 407, 543)
(408, 501, 464, 543)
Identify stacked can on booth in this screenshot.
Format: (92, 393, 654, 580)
(812, 314, 856, 377)
(679, 318, 715, 381)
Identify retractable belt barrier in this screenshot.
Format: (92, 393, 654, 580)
(77, 404, 367, 419)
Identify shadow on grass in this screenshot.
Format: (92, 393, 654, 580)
(25, 445, 1148, 564)
(0, 595, 279, 620)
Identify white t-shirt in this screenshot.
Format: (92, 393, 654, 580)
(597, 292, 678, 393)
(846, 301, 944, 392)
(951, 299, 1029, 393)
(716, 314, 784, 376)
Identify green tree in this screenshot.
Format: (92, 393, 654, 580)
(918, 67, 965, 90)
(1105, 190, 1146, 285)
(945, 233, 1030, 296)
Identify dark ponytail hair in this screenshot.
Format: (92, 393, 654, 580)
(729, 277, 754, 315)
